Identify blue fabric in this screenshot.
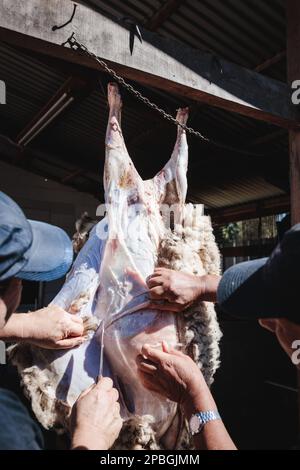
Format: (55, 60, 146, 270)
(0, 388, 44, 450)
(18, 221, 73, 281)
(0, 191, 73, 282)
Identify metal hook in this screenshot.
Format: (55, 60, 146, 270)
(119, 17, 143, 55)
(52, 3, 77, 31)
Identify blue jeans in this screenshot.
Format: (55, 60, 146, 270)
(0, 388, 44, 450)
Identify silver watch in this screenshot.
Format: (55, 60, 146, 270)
(189, 410, 221, 436)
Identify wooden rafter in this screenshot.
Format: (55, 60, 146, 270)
(0, 0, 298, 129)
(210, 195, 290, 225)
(254, 50, 286, 73)
(145, 0, 184, 31)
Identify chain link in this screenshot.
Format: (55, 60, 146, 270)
(65, 33, 209, 141)
(63, 33, 264, 157)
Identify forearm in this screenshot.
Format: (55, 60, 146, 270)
(0, 313, 31, 342)
(196, 419, 236, 450)
(200, 274, 221, 303)
(183, 388, 236, 450)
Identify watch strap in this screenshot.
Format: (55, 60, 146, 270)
(197, 410, 221, 424)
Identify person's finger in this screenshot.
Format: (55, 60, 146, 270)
(138, 370, 162, 394)
(55, 336, 86, 349)
(162, 341, 186, 358)
(96, 376, 114, 392)
(109, 387, 119, 402)
(167, 347, 186, 357)
(141, 343, 169, 363)
(148, 286, 166, 299)
(136, 355, 157, 374)
(113, 416, 123, 434)
(258, 318, 277, 333)
(67, 321, 85, 337)
(113, 401, 121, 417)
(147, 276, 164, 288)
(124, 268, 147, 289)
(152, 267, 168, 275)
(71, 315, 84, 324)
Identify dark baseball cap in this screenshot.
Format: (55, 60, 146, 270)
(0, 191, 73, 282)
(217, 223, 300, 323)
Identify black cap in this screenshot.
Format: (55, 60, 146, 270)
(217, 223, 300, 323)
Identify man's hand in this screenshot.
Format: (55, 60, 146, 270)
(70, 377, 123, 450)
(0, 305, 85, 349)
(259, 318, 300, 368)
(24, 305, 85, 349)
(136, 342, 216, 417)
(137, 343, 237, 450)
(147, 268, 220, 312)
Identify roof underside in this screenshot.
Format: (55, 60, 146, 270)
(0, 0, 289, 211)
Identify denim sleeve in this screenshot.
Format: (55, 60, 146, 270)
(0, 388, 44, 450)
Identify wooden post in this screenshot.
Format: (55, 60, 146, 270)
(287, 0, 300, 444)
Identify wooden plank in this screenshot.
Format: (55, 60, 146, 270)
(61, 168, 84, 183)
(287, 0, 300, 223)
(250, 129, 287, 147)
(221, 243, 274, 259)
(146, 0, 184, 31)
(286, 0, 300, 445)
(0, 0, 298, 128)
(210, 195, 290, 225)
(254, 50, 286, 73)
(16, 75, 92, 146)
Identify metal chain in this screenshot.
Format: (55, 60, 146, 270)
(63, 33, 264, 157)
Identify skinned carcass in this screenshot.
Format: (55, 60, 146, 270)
(10, 83, 222, 450)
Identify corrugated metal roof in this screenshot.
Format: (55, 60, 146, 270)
(0, 1, 290, 210)
(190, 176, 285, 209)
(82, 0, 286, 80)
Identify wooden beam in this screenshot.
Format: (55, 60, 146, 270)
(254, 50, 286, 73)
(287, 1, 300, 223)
(221, 243, 275, 259)
(210, 195, 290, 225)
(16, 75, 94, 146)
(146, 0, 184, 31)
(0, 0, 298, 129)
(61, 168, 84, 183)
(250, 129, 287, 147)
(287, 0, 300, 445)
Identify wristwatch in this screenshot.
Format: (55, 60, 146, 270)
(189, 410, 221, 436)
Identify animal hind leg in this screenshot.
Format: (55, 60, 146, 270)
(153, 107, 189, 206)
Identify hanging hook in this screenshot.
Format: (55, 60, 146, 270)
(52, 3, 77, 31)
(119, 17, 143, 55)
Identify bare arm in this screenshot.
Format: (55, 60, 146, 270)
(137, 343, 236, 450)
(182, 385, 236, 450)
(0, 306, 85, 349)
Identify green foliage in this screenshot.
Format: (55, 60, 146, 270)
(221, 222, 240, 245)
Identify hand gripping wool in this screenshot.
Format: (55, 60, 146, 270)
(10, 83, 222, 450)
